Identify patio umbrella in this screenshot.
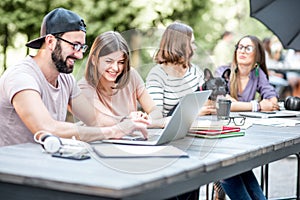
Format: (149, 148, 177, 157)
(250, 0, 300, 51)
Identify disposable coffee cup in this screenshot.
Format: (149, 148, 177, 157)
(216, 99, 231, 120)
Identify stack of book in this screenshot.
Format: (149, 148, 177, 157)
(188, 119, 245, 139)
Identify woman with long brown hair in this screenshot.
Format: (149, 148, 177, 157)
(228, 35, 279, 112)
(78, 31, 164, 128)
(219, 35, 278, 200)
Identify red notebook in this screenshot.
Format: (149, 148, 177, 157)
(188, 126, 241, 136)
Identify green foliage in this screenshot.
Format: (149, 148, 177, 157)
(0, 0, 273, 75)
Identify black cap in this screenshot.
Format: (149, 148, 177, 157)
(26, 8, 86, 49)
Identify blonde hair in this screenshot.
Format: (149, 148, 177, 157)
(84, 31, 130, 90)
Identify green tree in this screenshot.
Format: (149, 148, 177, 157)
(0, 0, 80, 72)
(0, 0, 273, 74)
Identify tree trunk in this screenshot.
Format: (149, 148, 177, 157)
(3, 24, 8, 72)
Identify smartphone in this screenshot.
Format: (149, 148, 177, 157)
(52, 152, 90, 160)
(259, 111, 276, 114)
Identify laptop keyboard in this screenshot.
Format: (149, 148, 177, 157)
(120, 129, 163, 141)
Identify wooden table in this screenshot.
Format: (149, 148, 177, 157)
(0, 123, 299, 200)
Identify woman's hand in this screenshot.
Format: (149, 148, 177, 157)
(259, 99, 279, 111)
(113, 118, 150, 139)
(199, 105, 216, 115)
(128, 111, 150, 121)
(199, 100, 216, 115)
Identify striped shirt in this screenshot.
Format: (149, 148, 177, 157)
(146, 64, 204, 117)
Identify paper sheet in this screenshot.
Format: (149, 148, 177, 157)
(190, 119, 223, 130)
(246, 118, 300, 127)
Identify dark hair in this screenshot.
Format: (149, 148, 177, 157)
(154, 22, 194, 69)
(84, 31, 130, 90)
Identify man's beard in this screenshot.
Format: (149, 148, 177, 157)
(51, 44, 74, 74)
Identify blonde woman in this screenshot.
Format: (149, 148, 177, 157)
(78, 31, 164, 129)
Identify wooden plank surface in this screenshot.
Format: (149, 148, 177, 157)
(0, 122, 300, 199)
(0, 143, 205, 198)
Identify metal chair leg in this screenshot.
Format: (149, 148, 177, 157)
(296, 153, 300, 200)
(260, 164, 269, 198)
(265, 164, 269, 199)
(261, 165, 265, 191)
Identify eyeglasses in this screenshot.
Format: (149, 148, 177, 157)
(55, 36, 88, 53)
(236, 45, 255, 54)
(224, 116, 246, 126)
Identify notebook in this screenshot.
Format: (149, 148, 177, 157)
(93, 144, 189, 158)
(102, 90, 211, 145)
(238, 110, 300, 118)
(190, 118, 223, 130)
(188, 126, 241, 136)
(188, 126, 244, 139)
(188, 131, 245, 139)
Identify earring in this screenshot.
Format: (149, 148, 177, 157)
(235, 67, 238, 73)
(255, 63, 259, 77)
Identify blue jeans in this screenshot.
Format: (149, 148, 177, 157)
(220, 170, 266, 200)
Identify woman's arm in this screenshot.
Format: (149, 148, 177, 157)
(198, 100, 217, 115)
(138, 89, 166, 128)
(259, 97, 279, 111)
(227, 94, 279, 112)
(226, 94, 252, 111)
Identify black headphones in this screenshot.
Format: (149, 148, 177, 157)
(34, 131, 62, 153)
(284, 96, 300, 111)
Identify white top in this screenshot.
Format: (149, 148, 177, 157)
(146, 64, 204, 117)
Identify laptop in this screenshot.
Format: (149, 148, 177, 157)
(102, 90, 211, 145)
(239, 110, 300, 118)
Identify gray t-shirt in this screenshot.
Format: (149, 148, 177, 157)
(0, 56, 81, 146)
